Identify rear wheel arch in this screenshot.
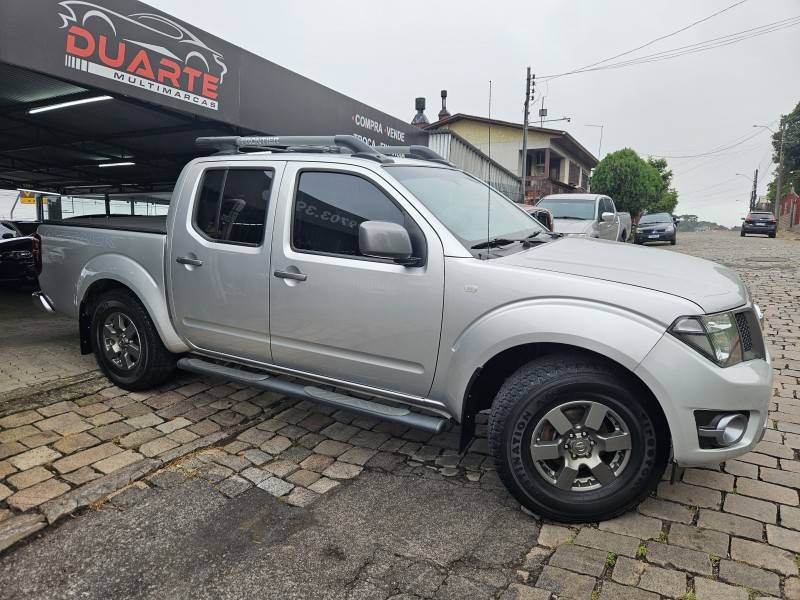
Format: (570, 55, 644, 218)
(459, 343, 669, 450)
(79, 279, 131, 354)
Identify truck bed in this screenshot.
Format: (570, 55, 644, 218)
(44, 215, 167, 234)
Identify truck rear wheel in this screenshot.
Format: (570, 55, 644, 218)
(90, 289, 176, 391)
(488, 354, 668, 522)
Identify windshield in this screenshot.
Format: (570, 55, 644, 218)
(639, 213, 673, 225)
(535, 198, 595, 220)
(386, 166, 544, 245)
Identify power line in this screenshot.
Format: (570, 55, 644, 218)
(565, 0, 748, 76)
(540, 15, 800, 80)
(646, 128, 767, 159)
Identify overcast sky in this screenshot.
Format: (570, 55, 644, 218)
(148, 0, 797, 227)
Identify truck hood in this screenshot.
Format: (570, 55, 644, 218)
(552, 218, 594, 234)
(498, 237, 747, 313)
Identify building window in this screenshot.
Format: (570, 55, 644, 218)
(568, 161, 579, 186)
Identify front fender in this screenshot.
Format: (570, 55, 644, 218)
(438, 299, 667, 418)
(78, 253, 189, 353)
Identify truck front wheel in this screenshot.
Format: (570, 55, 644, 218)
(90, 289, 177, 391)
(488, 354, 668, 522)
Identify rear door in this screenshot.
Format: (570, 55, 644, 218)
(268, 162, 445, 397)
(168, 161, 284, 362)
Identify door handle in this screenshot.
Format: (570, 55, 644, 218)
(176, 256, 203, 267)
(273, 269, 307, 282)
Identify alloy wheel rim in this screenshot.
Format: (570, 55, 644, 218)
(529, 400, 632, 492)
(102, 311, 141, 371)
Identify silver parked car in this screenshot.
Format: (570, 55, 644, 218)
(34, 136, 771, 522)
(536, 193, 632, 242)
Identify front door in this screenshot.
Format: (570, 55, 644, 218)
(169, 163, 282, 362)
(598, 197, 616, 240)
(269, 163, 444, 397)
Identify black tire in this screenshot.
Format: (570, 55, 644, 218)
(740, 231, 746, 237)
(670, 236, 676, 246)
(90, 289, 176, 390)
(619, 230, 627, 243)
(488, 353, 668, 522)
(769, 233, 776, 238)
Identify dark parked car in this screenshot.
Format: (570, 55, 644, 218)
(741, 211, 777, 238)
(634, 212, 677, 245)
(0, 220, 36, 286)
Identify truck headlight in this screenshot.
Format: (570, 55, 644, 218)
(567, 233, 590, 238)
(669, 312, 743, 367)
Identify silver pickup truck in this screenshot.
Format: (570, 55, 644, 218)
(34, 135, 771, 522)
(536, 193, 632, 242)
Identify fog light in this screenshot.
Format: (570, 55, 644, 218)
(697, 413, 748, 447)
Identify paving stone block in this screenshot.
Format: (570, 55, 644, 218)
(73, 403, 107, 418)
(7, 479, 70, 511)
(548, 543, 607, 576)
(693, 577, 748, 600)
(759, 466, 800, 489)
(667, 523, 730, 556)
(599, 581, 658, 600)
(785, 578, 800, 600)
(0, 460, 15, 479)
(535, 565, 596, 600)
(645, 541, 712, 575)
(156, 417, 191, 434)
(35, 412, 92, 436)
(308, 477, 340, 494)
(264, 459, 299, 478)
(237, 427, 273, 446)
(682, 468, 735, 492)
(9, 446, 61, 471)
(0, 425, 41, 444)
(313, 439, 352, 457)
(287, 469, 320, 488)
(157, 431, 228, 464)
(260, 435, 293, 455)
(240, 449, 271, 466)
(781, 505, 800, 531)
(611, 556, 644, 586)
(18, 431, 61, 449)
(37, 400, 79, 417)
(222, 441, 250, 455)
(737, 452, 778, 468)
(599, 512, 662, 540)
(718, 560, 780, 596)
(139, 437, 179, 458)
(338, 447, 377, 466)
(217, 475, 251, 498)
(0, 410, 42, 429)
(322, 461, 363, 480)
(61, 466, 101, 486)
(166, 429, 199, 445)
(240, 466, 270, 484)
(754, 440, 795, 459)
(637, 563, 686, 598)
(93, 450, 145, 474)
(53, 442, 122, 474)
(87, 411, 123, 427)
(91, 421, 135, 441)
(212, 452, 251, 472)
(731, 537, 798, 575)
(285, 486, 319, 507)
(724, 459, 759, 478)
(766, 524, 800, 552)
(537, 524, 574, 547)
(125, 413, 164, 429)
(697, 509, 763, 540)
(188, 419, 220, 436)
(724, 494, 777, 523)
(320, 422, 359, 442)
(145, 391, 184, 409)
(117, 427, 161, 449)
(638, 500, 692, 527)
(0, 513, 46, 552)
(736, 477, 798, 506)
(300, 453, 334, 473)
(257, 476, 293, 497)
(656, 481, 721, 509)
(7, 466, 53, 490)
(0, 482, 10, 501)
(574, 527, 640, 557)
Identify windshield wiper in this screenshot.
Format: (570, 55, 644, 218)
(470, 237, 516, 250)
(554, 216, 585, 220)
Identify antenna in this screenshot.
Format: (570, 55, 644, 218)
(486, 80, 492, 258)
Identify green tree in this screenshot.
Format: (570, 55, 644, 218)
(647, 157, 679, 214)
(589, 148, 662, 218)
(766, 100, 800, 202)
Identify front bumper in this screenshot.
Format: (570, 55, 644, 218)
(635, 230, 674, 243)
(635, 331, 771, 466)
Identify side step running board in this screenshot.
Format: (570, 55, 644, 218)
(177, 358, 448, 433)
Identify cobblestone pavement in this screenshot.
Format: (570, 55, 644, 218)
(1, 231, 800, 599)
(0, 287, 96, 394)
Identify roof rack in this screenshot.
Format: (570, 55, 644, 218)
(373, 145, 453, 166)
(196, 135, 394, 163)
(195, 136, 453, 166)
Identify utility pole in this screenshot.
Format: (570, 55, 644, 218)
(750, 168, 758, 212)
(585, 124, 604, 160)
(775, 119, 787, 215)
(521, 67, 533, 203)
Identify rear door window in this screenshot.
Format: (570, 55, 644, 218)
(194, 168, 273, 245)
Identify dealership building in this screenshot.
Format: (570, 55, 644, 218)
(0, 0, 427, 216)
